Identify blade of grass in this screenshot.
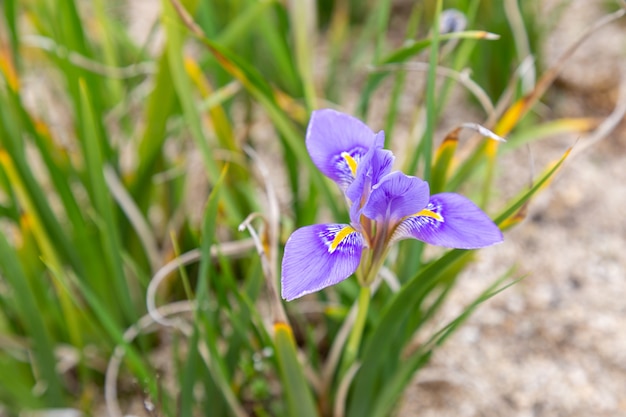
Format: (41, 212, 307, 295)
(0, 151, 83, 351)
(184, 57, 238, 153)
(383, 4, 422, 145)
(6, 88, 111, 292)
(0, 231, 65, 406)
(323, 0, 349, 102)
(420, 0, 442, 184)
(495, 147, 571, 226)
(79, 79, 136, 324)
(213, 0, 274, 48)
(191, 165, 249, 417)
(162, 0, 243, 222)
(352, 0, 392, 68)
(370, 270, 519, 417)
(274, 323, 319, 417)
(2, 0, 19, 68)
(287, 0, 317, 111)
(347, 249, 471, 417)
(0, 93, 83, 273)
(131, 51, 177, 206)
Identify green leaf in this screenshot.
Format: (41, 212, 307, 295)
(347, 249, 471, 417)
(0, 232, 65, 406)
(274, 323, 319, 417)
(161, 0, 243, 223)
(79, 79, 137, 325)
(370, 270, 519, 417)
(495, 147, 571, 226)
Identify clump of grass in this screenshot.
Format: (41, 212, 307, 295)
(0, 0, 624, 415)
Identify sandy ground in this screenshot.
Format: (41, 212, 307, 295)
(399, 1, 626, 416)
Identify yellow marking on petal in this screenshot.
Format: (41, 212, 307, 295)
(341, 152, 358, 177)
(330, 226, 356, 252)
(415, 209, 443, 222)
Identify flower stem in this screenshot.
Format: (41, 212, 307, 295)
(340, 285, 371, 376)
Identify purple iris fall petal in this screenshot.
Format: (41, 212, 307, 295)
(362, 172, 430, 223)
(392, 193, 503, 249)
(281, 224, 365, 301)
(306, 109, 382, 190)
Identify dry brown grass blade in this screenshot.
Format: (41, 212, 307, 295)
(495, 6, 626, 138)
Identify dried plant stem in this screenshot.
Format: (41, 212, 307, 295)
(146, 240, 255, 327)
(571, 68, 626, 158)
(243, 146, 287, 325)
(238, 214, 287, 326)
(104, 165, 161, 274)
(369, 62, 496, 117)
(105, 300, 249, 417)
(22, 35, 155, 78)
(333, 363, 361, 417)
(105, 301, 194, 417)
(504, 0, 535, 92)
(516, 7, 626, 129)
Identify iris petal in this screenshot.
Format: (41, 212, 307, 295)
(362, 172, 430, 223)
(306, 109, 382, 190)
(281, 224, 365, 301)
(392, 193, 503, 249)
(345, 143, 394, 204)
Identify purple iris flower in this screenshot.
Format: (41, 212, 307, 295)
(281, 109, 503, 301)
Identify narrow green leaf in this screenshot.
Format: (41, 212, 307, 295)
(495, 148, 571, 226)
(2, 0, 19, 69)
(131, 51, 177, 204)
(347, 249, 471, 417)
(179, 325, 201, 416)
(7, 88, 106, 288)
(69, 273, 158, 398)
(162, 0, 242, 222)
(383, 4, 422, 145)
(274, 323, 319, 417)
(287, 0, 317, 111)
(420, 0, 443, 184)
(0, 94, 83, 274)
(0, 233, 65, 406)
(189, 165, 249, 417)
(79, 79, 136, 324)
(370, 270, 519, 417)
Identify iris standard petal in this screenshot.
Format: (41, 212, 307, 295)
(281, 224, 365, 301)
(362, 172, 430, 223)
(392, 193, 503, 249)
(345, 144, 394, 204)
(306, 109, 381, 190)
